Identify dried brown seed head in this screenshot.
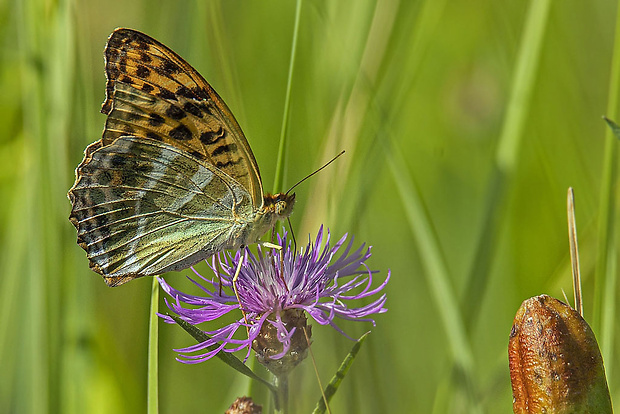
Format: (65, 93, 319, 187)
(508, 294, 612, 413)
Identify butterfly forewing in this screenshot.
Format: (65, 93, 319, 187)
(102, 28, 263, 205)
(103, 82, 241, 172)
(71, 136, 254, 285)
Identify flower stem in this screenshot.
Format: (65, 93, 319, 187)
(274, 373, 290, 414)
(147, 277, 159, 414)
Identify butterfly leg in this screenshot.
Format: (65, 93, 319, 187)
(260, 241, 281, 250)
(231, 243, 281, 296)
(232, 249, 249, 324)
(215, 258, 223, 297)
(258, 242, 289, 293)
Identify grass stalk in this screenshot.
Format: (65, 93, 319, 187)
(273, 0, 303, 193)
(595, 0, 620, 382)
(147, 278, 159, 414)
(463, 0, 552, 325)
(387, 141, 474, 375)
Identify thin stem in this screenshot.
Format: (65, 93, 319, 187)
(566, 188, 583, 316)
(304, 327, 331, 414)
(274, 373, 289, 414)
(596, 0, 620, 381)
(147, 278, 159, 414)
(273, 0, 303, 193)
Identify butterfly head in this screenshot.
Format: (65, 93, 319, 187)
(264, 192, 296, 220)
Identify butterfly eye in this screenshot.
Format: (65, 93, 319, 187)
(273, 193, 296, 218)
(275, 200, 288, 216)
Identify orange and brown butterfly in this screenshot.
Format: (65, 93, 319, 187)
(68, 28, 295, 287)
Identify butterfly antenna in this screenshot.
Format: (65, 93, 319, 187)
(285, 150, 345, 195)
(287, 216, 298, 255)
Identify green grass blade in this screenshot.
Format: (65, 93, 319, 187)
(312, 332, 370, 414)
(600, 115, 619, 381)
(462, 0, 552, 325)
(387, 142, 474, 373)
(298, 1, 397, 233)
(603, 117, 620, 139)
(167, 314, 276, 394)
(495, 0, 552, 172)
(147, 278, 159, 414)
(16, 0, 49, 411)
(273, 0, 303, 193)
(596, 0, 620, 382)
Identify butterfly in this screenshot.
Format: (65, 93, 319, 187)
(68, 28, 295, 287)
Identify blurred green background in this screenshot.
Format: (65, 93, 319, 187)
(2, 0, 620, 412)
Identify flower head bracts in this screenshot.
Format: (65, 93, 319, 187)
(159, 226, 389, 364)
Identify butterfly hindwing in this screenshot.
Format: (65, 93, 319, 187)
(70, 136, 254, 285)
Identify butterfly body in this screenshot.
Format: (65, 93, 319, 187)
(69, 28, 294, 287)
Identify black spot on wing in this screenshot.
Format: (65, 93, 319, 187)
(215, 158, 243, 169)
(118, 57, 127, 73)
(176, 86, 194, 99)
(163, 59, 180, 74)
(139, 52, 152, 63)
(195, 87, 209, 99)
(119, 75, 134, 85)
(169, 124, 192, 141)
(189, 150, 203, 159)
(142, 83, 155, 94)
(149, 113, 165, 126)
(154, 59, 180, 76)
(199, 126, 225, 145)
(176, 85, 208, 100)
(136, 65, 150, 78)
(146, 132, 162, 141)
(211, 143, 237, 157)
(183, 101, 203, 118)
(157, 88, 177, 101)
(165, 105, 186, 120)
(134, 39, 149, 51)
(110, 154, 126, 167)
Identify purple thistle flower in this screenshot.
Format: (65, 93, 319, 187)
(158, 226, 389, 375)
